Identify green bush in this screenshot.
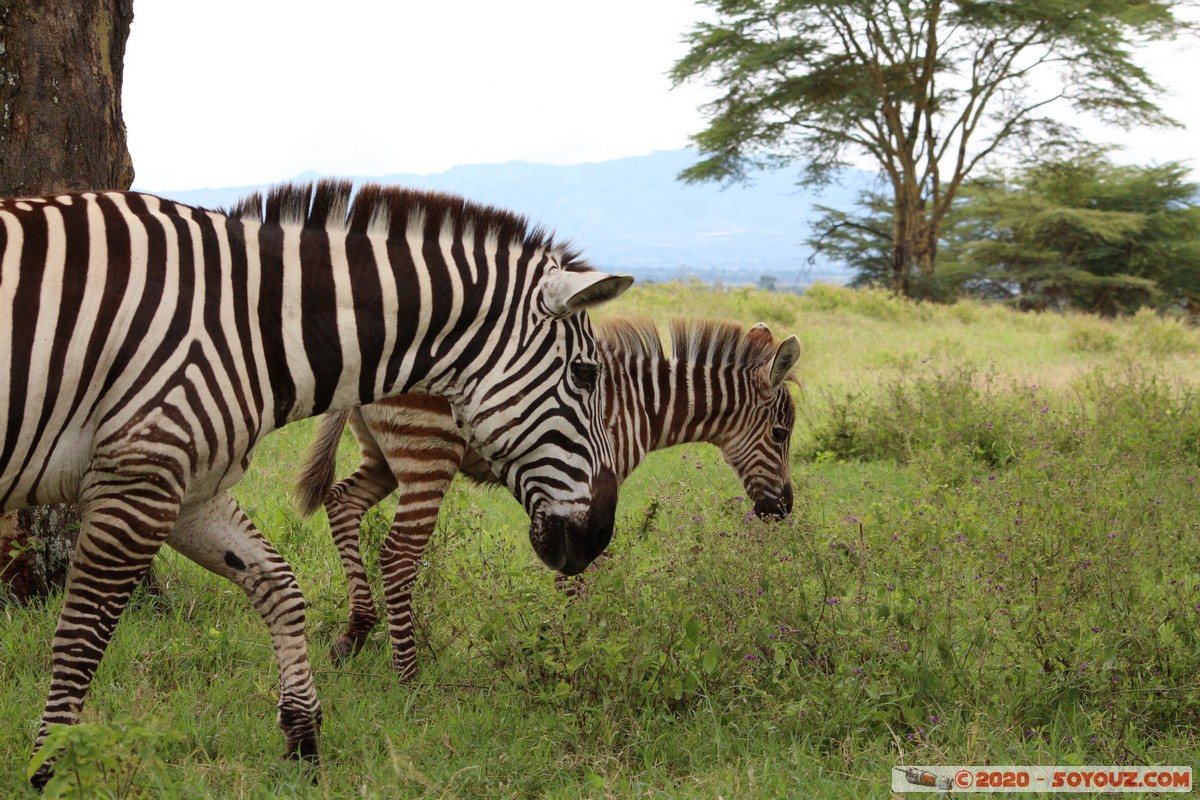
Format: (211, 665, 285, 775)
(801, 361, 1018, 471)
(797, 282, 921, 322)
(1128, 308, 1199, 356)
(1065, 318, 1119, 353)
(29, 717, 195, 800)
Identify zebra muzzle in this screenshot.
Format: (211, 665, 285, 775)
(752, 483, 794, 519)
(528, 469, 617, 576)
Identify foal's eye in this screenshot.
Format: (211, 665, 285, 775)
(571, 360, 599, 391)
(770, 425, 790, 443)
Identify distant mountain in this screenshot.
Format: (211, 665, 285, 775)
(144, 150, 873, 288)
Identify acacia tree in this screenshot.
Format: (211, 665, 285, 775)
(0, 0, 135, 602)
(806, 153, 1200, 311)
(672, 0, 1191, 294)
(945, 154, 1200, 314)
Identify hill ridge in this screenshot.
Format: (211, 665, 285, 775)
(142, 149, 867, 288)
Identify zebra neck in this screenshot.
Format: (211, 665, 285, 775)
(609, 357, 735, 478)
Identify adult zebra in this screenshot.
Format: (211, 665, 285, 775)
(296, 318, 800, 678)
(0, 180, 631, 786)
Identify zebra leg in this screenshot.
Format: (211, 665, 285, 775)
(166, 493, 321, 765)
(378, 518, 436, 682)
(323, 463, 396, 663)
(377, 448, 463, 681)
(30, 488, 181, 789)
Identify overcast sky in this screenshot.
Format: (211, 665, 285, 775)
(122, 1, 1200, 192)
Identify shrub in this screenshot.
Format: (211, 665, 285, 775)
(798, 283, 919, 322)
(801, 361, 1017, 471)
(1128, 308, 1199, 356)
(29, 717, 196, 800)
(1065, 318, 1119, 353)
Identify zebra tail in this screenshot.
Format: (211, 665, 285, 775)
(294, 410, 351, 516)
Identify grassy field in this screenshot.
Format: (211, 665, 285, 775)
(2, 283, 1200, 798)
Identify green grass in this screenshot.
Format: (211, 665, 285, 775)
(3, 283, 1200, 798)
(603, 282, 1200, 394)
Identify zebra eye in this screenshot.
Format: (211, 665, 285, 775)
(770, 425, 790, 443)
(570, 359, 599, 391)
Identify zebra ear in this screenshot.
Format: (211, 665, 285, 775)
(767, 335, 801, 390)
(541, 271, 634, 317)
(746, 322, 773, 346)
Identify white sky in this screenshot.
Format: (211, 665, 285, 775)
(122, 0, 717, 190)
(122, 1, 1200, 192)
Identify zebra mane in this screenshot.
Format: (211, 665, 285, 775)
(224, 179, 590, 268)
(599, 318, 786, 373)
(597, 318, 666, 361)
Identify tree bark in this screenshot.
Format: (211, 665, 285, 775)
(0, 0, 134, 193)
(891, 188, 938, 296)
(891, 193, 919, 295)
(0, 0, 134, 604)
(0, 505, 79, 601)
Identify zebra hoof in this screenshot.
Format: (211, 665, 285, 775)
(284, 734, 320, 768)
(329, 637, 358, 664)
(279, 703, 321, 776)
(282, 741, 320, 786)
(392, 661, 419, 683)
(29, 762, 52, 791)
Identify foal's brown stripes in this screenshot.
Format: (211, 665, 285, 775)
(296, 318, 800, 679)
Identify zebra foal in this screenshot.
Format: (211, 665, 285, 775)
(0, 180, 631, 786)
(296, 318, 800, 678)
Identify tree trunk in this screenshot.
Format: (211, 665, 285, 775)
(892, 190, 936, 296)
(0, 505, 79, 602)
(890, 240, 911, 295)
(0, 0, 134, 193)
(891, 195, 918, 295)
(0, 0, 134, 604)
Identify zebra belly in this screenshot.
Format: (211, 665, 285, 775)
(0, 386, 259, 514)
(0, 417, 97, 510)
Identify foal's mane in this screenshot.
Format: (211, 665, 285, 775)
(598, 318, 782, 371)
(224, 179, 590, 268)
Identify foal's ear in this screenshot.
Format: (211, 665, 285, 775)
(541, 271, 634, 317)
(748, 322, 800, 391)
(746, 321, 774, 346)
(767, 336, 801, 390)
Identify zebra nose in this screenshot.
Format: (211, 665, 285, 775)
(529, 513, 568, 572)
(753, 483, 793, 519)
(560, 465, 617, 575)
(526, 467, 618, 575)
(528, 507, 613, 576)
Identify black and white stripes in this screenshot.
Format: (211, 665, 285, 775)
(0, 180, 630, 785)
(295, 317, 800, 679)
